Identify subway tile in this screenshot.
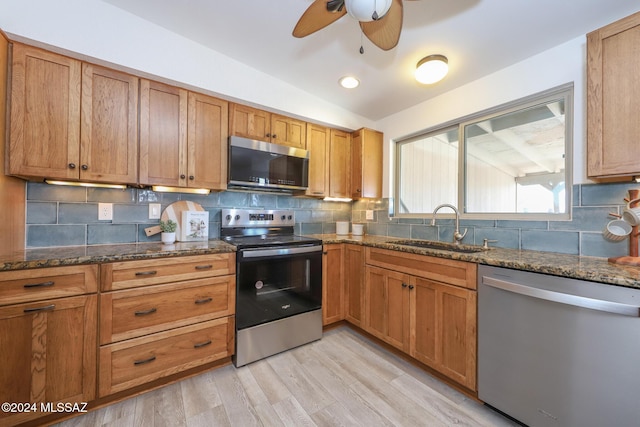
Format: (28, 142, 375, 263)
(580, 232, 628, 258)
(497, 220, 548, 229)
(181, 192, 220, 207)
(27, 182, 86, 202)
(522, 230, 579, 255)
(311, 210, 332, 222)
(59, 203, 101, 224)
(219, 191, 250, 207)
(573, 184, 580, 207)
(27, 225, 86, 247)
(366, 222, 387, 236)
(550, 206, 611, 232)
(87, 224, 137, 245)
(322, 222, 336, 234)
(388, 224, 411, 238)
(300, 223, 323, 234)
(26, 202, 57, 224)
(114, 204, 151, 223)
(333, 210, 351, 221)
(137, 189, 161, 203)
(87, 187, 136, 203)
(410, 225, 438, 240)
(581, 182, 638, 206)
(250, 193, 278, 208)
(474, 227, 520, 249)
(277, 196, 301, 209)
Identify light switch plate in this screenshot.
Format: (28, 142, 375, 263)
(98, 203, 113, 221)
(366, 210, 374, 220)
(149, 203, 161, 219)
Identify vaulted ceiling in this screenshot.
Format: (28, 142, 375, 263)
(102, 0, 639, 121)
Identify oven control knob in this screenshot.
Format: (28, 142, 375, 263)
(235, 215, 241, 220)
(225, 215, 232, 221)
(288, 215, 293, 220)
(281, 215, 286, 220)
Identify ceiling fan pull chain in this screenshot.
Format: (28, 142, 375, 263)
(360, 30, 364, 54)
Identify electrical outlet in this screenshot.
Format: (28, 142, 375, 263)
(366, 210, 374, 220)
(149, 203, 161, 219)
(98, 203, 113, 221)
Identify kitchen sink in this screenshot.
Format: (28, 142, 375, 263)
(389, 239, 487, 253)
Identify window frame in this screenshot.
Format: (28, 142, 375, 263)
(393, 83, 573, 221)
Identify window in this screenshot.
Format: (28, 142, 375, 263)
(394, 84, 573, 220)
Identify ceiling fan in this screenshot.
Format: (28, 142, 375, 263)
(293, 0, 410, 51)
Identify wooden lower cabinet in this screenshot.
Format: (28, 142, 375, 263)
(99, 317, 234, 396)
(364, 247, 477, 391)
(322, 244, 344, 325)
(0, 294, 97, 427)
(344, 244, 365, 326)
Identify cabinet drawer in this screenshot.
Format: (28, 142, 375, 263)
(100, 275, 235, 344)
(0, 265, 98, 306)
(100, 253, 235, 291)
(366, 247, 477, 290)
(99, 317, 234, 396)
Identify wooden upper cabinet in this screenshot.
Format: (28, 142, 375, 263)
(8, 44, 139, 184)
(305, 123, 330, 197)
(8, 43, 81, 180)
(229, 103, 271, 141)
(271, 114, 306, 149)
(587, 11, 640, 179)
(139, 79, 188, 187)
(229, 103, 306, 148)
(187, 92, 229, 190)
(328, 129, 351, 198)
(81, 64, 138, 184)
(351, 128, 383, 199)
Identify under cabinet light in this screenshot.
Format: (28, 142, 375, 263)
(323, 196, 353, 202)
(151, 185, 211, 195)
(45, 180, 127, 190)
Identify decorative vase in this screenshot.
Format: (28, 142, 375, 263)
(161, 232, 176, 244)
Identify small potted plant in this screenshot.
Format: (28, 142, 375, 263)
(159, 219, 177, 244)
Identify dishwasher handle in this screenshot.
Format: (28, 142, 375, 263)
(482, 276, 640, 317)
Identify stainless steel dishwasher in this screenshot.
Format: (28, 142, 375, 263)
(478, 265, 640, 427)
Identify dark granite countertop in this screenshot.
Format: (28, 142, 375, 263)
(3, 235, 640, 290)
(311, 234, 640, 290)
(0, 240, 236, 271)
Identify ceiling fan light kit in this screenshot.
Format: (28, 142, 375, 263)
(415, 54, 449, 84)
(339, 76, 360, 88)
(345, 0, 393, 21)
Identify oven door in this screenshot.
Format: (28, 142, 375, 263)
(236, 244, 322, 330)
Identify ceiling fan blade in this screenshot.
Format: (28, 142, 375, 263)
(293, 0, 347, 38)
(360, 0, 403, 50)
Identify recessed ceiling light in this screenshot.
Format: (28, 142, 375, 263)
(339, 76, 360, 89)
(415, 55, 449, 84)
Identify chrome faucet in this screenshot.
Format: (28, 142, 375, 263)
(431, 204, 467, 244)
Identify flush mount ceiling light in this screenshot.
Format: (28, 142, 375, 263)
(339, 76, 360, 89)
(415, 54, 449, 84)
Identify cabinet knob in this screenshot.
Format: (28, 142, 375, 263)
(68, 163, 76, 169)
(81, 164, 88, 170)
(272, 134, 277, 138)
(266, 133, 271, 138)
(408, 285, 415, 290)
(180, 174, 186, 179)
(323, 251, 328, 255)
(401, 283, 408, 288)
(189, 175, 194, 180)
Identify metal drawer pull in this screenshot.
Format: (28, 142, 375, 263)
(195, 297, 213, 305)
(135, 270, 157, 276)
(23, 281, 55, 289)
(134, 308, 157, 316)
(133, 356, 156, 366)
(195, 265, 213, 270)
(23, 304, 55, 313)
(194, 340, 212, 349)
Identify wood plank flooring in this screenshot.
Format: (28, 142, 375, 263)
(54, 327, 518, 427)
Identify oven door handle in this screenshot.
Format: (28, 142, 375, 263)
(241, 245, 322, 258)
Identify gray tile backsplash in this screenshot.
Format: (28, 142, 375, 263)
(24, 181, 640, 258)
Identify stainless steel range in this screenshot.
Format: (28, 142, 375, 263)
(221, 209, 323, 367)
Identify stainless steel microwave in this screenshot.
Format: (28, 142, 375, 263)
(228, 136, 309, 192)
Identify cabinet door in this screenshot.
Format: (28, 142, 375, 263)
(8, 44, 81, 180)
(344, 244, 365, 327)
(187, 92, 229, 190)
(139, 79, 188, 186)
(365, 266, 410, 352)
(587, 12, 640, 178)
(328, 129, 351, 198)
(229, 103, 271, 141)
(322, 244, 344, 325)
(351, 128, 383, 199)
(81, 64, 138, 184)
(0, 295, 97, 426)
(411, 277, 477, 391)
(271, 114, 306, 148)
(305, 124, 330, 197)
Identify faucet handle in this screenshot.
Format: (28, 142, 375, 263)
(454, 228, 467, 242)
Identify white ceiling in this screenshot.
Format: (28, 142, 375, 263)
(101, 0, 640, 121)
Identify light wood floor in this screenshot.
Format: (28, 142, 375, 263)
(54, 327, 518, 427)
